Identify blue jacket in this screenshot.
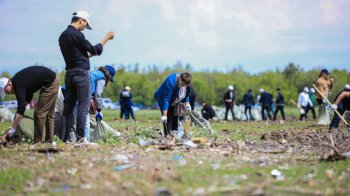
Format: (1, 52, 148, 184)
(120, 90, 133, 106)
(260, 92, 273, 105)
(90, 70, 105, 95)
(154, 73, 190, 110)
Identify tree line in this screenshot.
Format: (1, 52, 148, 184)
(1, 63, 350, 106)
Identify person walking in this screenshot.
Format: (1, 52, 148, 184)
(120, 86, 136, 121)
(223, 85, 235, 121)
(154, 72, 192, 136)
(273, 88, 286, 121)
(201, 101, 216, 120)
(259, 88, 273, 120)
(298, 87, 313, 121)
(329, 84, 350, 130)
(0, 66, 59, 145)
(59, 10, 114, 143)
(243, 89, 255, 121)
(315, 69, 334, 125)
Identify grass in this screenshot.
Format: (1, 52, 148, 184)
(1, 107, 349, 195)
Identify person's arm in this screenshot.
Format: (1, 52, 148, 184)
(94, 79, 106, 111)
(334, 92, 350, 105)
(100, 32, 115, 46)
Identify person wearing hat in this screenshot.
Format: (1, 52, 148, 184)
(59, 10, 114, 143)
(273, 88, 286, 122)
(154, 72, 192, 136)
(120, 85, 136, 121)
(259, 88, 273, 121)
(223, 85, 235, 121)
(297, 87, 313, 121)
(0, 66, 59, 145)
(306, 88, 316, 120)
(329, 84, 350, 130)
(315, 69, 334, 125)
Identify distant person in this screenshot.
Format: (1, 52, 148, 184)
(59, 10, 114, 144)
(120, 86, 136, 121)
(298, 87, 313, 121)
(315, 69, 334, 125)
(119, 85, 127, 119)
(259, 88, 273, 120)
(273, 88, 285, 121)
(201, 101, 216, 120)
(329, 84, 350, 130)
(307, 88, 316, 119)
(243, 89, 255, 121)
(223, 85, 235, 121)
(0, 66, 59, 145)
(154, 72, 192, 136)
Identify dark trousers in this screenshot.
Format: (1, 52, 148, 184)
(300, 106, 308, 121)
(124, 104, 135, 120)
(245, 105, 252, 121)
(330, 103, 346, 129)
(120, 104, 125, 118)
(225, 105, 234, 120)
(62, 69, 90, 142)
(273, 105, 285, 120)
(261, 104, 272, 120)
(306, 105, 316, 119)
(161, 106, 179, 136)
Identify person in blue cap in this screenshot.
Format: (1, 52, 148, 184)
(84, 65, 116, 142)
(315, 68, 334, 125)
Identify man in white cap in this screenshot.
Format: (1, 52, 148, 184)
(0, 66, 59, 145)
(59, 10, 115, 143)
(297, 87, 313, 121)
(329, 84, 350, 130)
(223, 85, 235, 121)
(259, 88, 273, 120)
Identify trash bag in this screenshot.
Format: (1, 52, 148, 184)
(89, 117, 121, 142)
(16, 115, 35, 139)
(0, 105, 14, 122)
(251, 109, 262, 121)
(318, 103, 330, 125)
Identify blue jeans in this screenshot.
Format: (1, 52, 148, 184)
(62, 69, 90, 142)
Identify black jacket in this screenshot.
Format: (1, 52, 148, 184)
(223, 91, 235, 106)
(276, 93, 284, 106)
(201, 104, 216, 120)
(243, 92, 255, 106)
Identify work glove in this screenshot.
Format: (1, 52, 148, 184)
(331, 104, 338, 111)
(95, 112, 103, 122)
(186, 105, 191, 111)
(161, 116, 167, 124)
(8, 128, 16, 137)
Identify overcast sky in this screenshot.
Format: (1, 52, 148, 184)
(0, 0, 350, 75)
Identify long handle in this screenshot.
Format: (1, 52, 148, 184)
(312, 84, 348, 125)
(289, 99, 298, 107)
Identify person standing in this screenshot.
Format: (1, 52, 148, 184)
(0, 66, 59, 145)
(273, 88, 286, 121)
(243, 89, 255, 121)
(59, 10, 114, 143)
(154, 72, 192, 136)
(119, 85, 127, 119)
(315, 69, 334, 125)
(329, 84, 350, 130)
(201, 101, 216, 120)
(307, 88, 316, 119)
(223, 85, 235, 121)
(259, 88, 273, 120)
(120, 86, 136, 121)
(298, 87, 313, 121)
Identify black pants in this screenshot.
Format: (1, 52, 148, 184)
(273, 105, 285, 120)
(124, 104, 135, 120)
(300, 106, 308, 121)
(225, 105, 234, 120)
(161, 105, 179, 136)
(261, 104, 272, 120)
(329, 102, 346, 129)
(245, 105, 252, 121)
(306, 105, 316, 119)
(62, 69, 90, 142)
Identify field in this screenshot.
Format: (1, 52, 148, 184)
(1, 108, 350, 195)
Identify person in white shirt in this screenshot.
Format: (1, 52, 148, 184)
(298, 87, 313, 121)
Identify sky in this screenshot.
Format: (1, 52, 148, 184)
(0, 0, 350, 75)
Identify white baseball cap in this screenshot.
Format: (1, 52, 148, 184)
(310, 88, 315, 93)
(304, 87, 309, 93)
(73, 10, 92, 30)
(259, 88, 264, 93)
(228, 85, 234, 90)
(0, 77, 9, 100)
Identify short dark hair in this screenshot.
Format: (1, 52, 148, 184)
(276, 88, 281, 91)
(180, 72, 192, 85)
(248, 89, 252, 92)
(71, 16, 80, 23)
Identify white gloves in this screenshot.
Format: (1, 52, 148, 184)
(161, 116, 167, 123)
(8, 128, 16, 137)
(186, 105, 192, 111)
(332, 104, 338, 111)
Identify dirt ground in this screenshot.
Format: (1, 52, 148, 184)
(1, 119, 350, 195)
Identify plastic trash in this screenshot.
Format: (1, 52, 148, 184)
(176, 125, 184, 140)
(183, 140, 198, 148)
(139, 137, 154, 147)
(172, 155, 183, 160)
(271, 169, 284, 181)
(114, 164, 134, 171)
